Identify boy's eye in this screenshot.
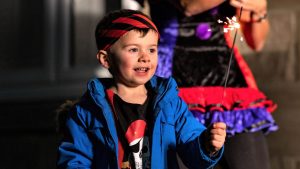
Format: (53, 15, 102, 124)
(129, 48, 138, 52)
(149, 48, 157, 53)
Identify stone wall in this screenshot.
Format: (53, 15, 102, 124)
(238, 1, 300, 168)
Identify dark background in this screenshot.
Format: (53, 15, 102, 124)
(0, 0, 300, 169)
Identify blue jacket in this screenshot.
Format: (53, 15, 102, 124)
(57, 76, 223, 169)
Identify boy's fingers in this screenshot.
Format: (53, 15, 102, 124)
(210, 128, 227, 136)
(211, 133, 225, 141)
(211, 140, 224, 150)
(212, 122, 226, 130)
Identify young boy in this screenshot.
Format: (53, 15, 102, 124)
(57, 9, 226, 169)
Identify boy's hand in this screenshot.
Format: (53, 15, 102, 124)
(205, 122, 226, 156)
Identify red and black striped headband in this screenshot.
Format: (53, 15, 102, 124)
(96, 13, 159, 51)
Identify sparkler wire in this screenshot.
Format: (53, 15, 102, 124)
(207, 7, 244, 166)
(222, 7, 243, 103)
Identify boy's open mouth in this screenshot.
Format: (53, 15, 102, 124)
(134, 67, 149, 72)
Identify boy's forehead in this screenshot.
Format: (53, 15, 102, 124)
(109, 29, 158, 52)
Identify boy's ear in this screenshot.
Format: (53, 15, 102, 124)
(97, 50, 110, 68)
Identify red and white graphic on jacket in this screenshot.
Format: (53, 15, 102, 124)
(125, 119, 146, 169)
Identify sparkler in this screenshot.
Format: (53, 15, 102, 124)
(207, 9, 244, 166)
(221, 6, 244, 104)
(209, 8, 244, 169)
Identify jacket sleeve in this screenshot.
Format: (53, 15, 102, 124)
(172, 96, 224, 169)
(57, 105, 93, 169)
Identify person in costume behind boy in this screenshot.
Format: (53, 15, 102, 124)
(129, 0, 278, 169)
(57, 9, 226, 169)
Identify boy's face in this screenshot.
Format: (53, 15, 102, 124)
(103, 29, 159, 87)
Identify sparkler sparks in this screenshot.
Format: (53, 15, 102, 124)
(217, 16, 244, 41)
(218, 16, 241, 33)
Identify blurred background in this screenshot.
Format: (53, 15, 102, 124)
(0, 0, 299, 168)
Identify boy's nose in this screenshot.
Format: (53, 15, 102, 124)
(138, 52, 150, 62)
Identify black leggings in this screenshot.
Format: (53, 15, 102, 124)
(215, 131, 271, 169)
